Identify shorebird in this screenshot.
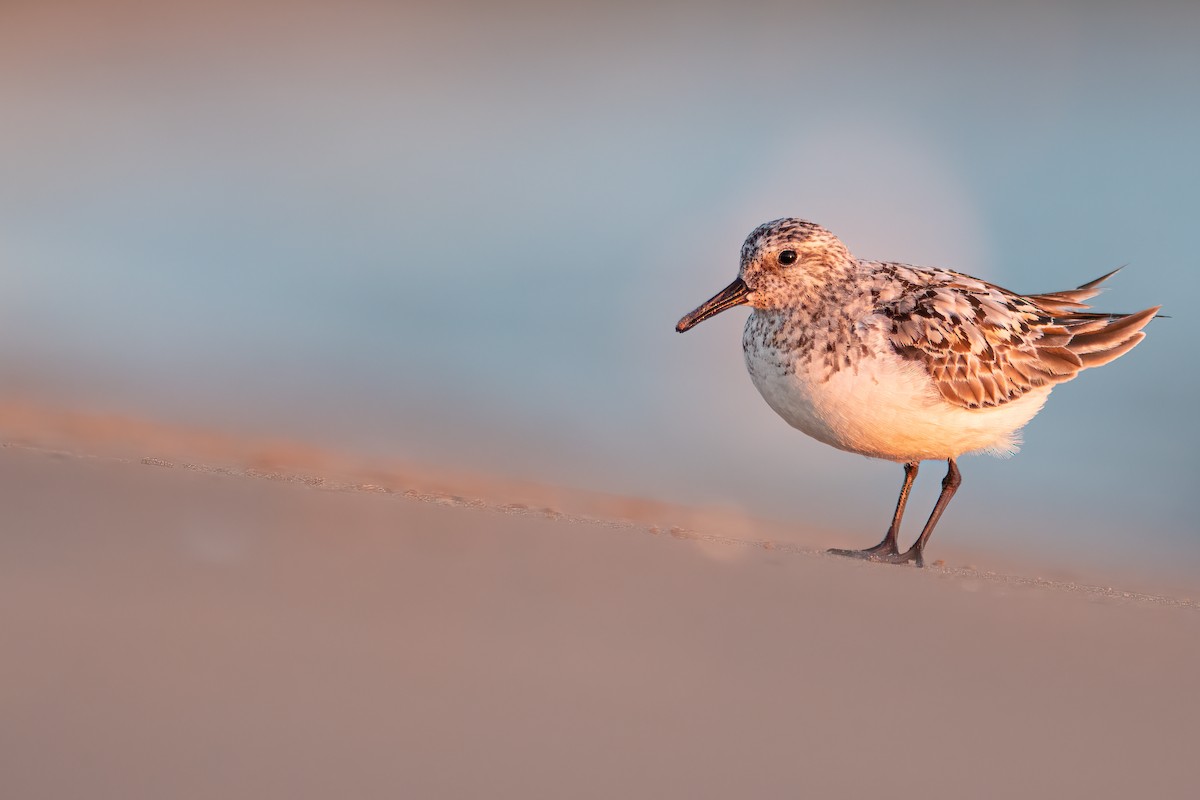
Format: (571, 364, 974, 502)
(675, 219, 1159, 566)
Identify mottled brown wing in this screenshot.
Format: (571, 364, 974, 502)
(876, 271, 1158, 410)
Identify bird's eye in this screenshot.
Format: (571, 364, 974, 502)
(778, 250, 798, 266)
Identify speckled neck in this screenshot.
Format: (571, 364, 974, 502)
(743, 261, 877, 380)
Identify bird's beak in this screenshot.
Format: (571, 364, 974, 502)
(675, 277, 751, 333)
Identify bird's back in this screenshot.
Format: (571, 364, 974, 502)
(866, 262, 1160, 410)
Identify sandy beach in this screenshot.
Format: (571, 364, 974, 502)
(6, 2, 1200, 798)
(2, 404, 1197, 799)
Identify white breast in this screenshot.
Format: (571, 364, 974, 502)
(743, 320, 1051, 462)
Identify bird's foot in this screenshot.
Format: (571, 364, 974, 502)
(828, 537, 898, 560)
(827, 542, 924, 568)
(869, 548, 924, 568)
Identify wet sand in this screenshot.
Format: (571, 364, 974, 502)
(2, 404, 1198, 798)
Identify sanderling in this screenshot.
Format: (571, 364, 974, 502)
(676, 218, 1159, 566)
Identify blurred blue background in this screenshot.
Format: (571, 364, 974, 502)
(1, 0, 1196, 570)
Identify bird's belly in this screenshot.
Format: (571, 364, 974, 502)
(744, 345, 1050, 461)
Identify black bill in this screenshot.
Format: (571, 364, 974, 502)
(675, 277, 751, 333)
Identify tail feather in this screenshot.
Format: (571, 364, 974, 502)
(1061, 305, 1160, 369)
(1027, 267, 1123, 314)
(1025, 268, 1158, 371)
(1077, 332, 1146, 369)
(1061, 315, 1117, 335)
(1067, 306, 1160, 355)
(1072, 267, 1125, 294)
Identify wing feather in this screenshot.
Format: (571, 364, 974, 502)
(875, 267, 1159, 410)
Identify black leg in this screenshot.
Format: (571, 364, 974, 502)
(876, 458, 961, 567)
(828, 461, 919, 560)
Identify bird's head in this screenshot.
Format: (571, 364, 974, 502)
(675, 218, 852, 332)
